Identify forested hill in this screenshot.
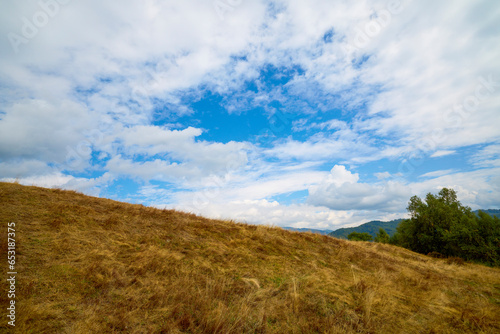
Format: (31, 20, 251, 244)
(328, 219, 403, 239)
(329, 209, 500, 240)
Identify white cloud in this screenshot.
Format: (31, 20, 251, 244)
(263, 124, 378, 163)
(470, 144, 500, 168)
(120, 126, 203, 157)
(168, 198, 401, 231)
(0, 160, 54, 178)
(0, 99, 95, 163)
(430, 150, 456, 158)
(308, 165, 412, 212)
(357, 1, 500, 153)
(170, 164, 328, 209)
(1, 0, 499, 230)
(1, 173, 74, 188)
(419, 169, 456, 179)
(375, 171, 391, 180)
(324, 165, 359, 187)
(0, 172, 112, 196)
(2, 1, 498, 160)
(408, 168, 500, 210)
(105, 124, 249, 184)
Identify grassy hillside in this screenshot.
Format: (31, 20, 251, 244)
(329, 219, 403, 239)
(282, 227, 333, 235)
(1, 182, 499, 333)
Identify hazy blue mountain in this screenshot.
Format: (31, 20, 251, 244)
(327, 209, 500, 240)
(328, 219, 403, 239)
(476, 209, 500, 218)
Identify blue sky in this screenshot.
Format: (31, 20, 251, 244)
(1, 0, 499, 229)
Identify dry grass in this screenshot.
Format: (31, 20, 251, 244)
(0, 182, 499, 333)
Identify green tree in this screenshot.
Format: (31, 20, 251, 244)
(444, 210, 500, 266)
(395, 188, 500, 266)
(374, 228, 390, 243)
(398, 188, 474, 255)
(347, 232, 373, 241)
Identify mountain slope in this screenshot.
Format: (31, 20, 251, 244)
(329, 219, 403, 239)
(1, 182, 499, 333)
(329, 210, 500, 240)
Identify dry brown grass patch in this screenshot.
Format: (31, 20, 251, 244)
(1, 182, 499, 333)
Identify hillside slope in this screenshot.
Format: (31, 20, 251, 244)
(1, 182, 499, 333)
(282, 227, 333, 235)
(330, 210, 500, 240)
(329, 219, 403, 239)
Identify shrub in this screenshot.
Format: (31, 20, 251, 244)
(347, 232, 373, 241)
(374, 228, 390, 243)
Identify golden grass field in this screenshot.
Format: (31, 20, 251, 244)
(0, 182, 499, 333)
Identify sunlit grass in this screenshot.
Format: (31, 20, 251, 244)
(1, 182, 499, 333)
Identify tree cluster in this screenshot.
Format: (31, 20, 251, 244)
(347, 228, 390, 242)
(347, 231, 373, 241)
(391, 188, 500, 266)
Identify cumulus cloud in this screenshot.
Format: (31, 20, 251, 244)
(357, 1, 500, 152)
(0, 99, 95, 162)
(0, 0, 499, 229)
(308, 165, 412, 212)
(105, 124, 249, 184)
(0, 171, 111, 196)
(169, 197, 402, 231)
(0, 159, 55, 178)
(408, 168, 500, 210)
(1, 173, 74, 188)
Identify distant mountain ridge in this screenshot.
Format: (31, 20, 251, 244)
(476, 209, 500, 218)
(328, 219, 403, 239)
(328, 209, 500, 239)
